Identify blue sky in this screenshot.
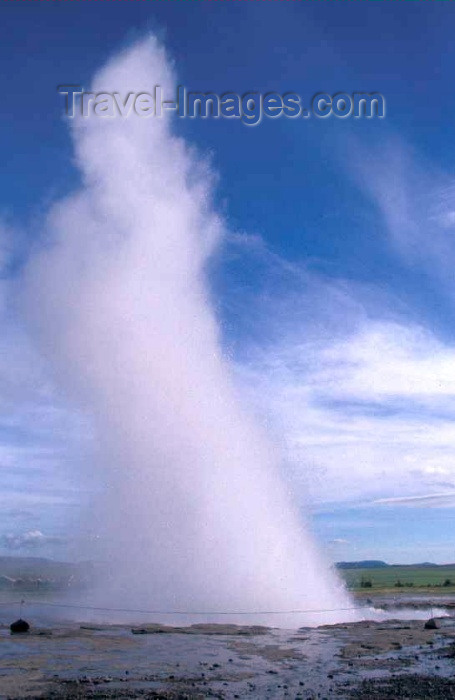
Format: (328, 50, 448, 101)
(1, 3, 455, 564)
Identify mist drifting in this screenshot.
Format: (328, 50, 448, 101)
(24, 38, 352, 626)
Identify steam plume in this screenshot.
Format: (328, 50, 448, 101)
(24, 37, 353, 626)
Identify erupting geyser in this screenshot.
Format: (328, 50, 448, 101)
(25, 37, 354, 626)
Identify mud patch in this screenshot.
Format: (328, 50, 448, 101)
(349, 674, 455, 699)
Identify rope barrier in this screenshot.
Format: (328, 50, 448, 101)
(1, 599, 368, 616)
(4, 598, 451, 618)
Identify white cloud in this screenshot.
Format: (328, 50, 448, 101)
(329, 538, 350, 545)
(238, 281, 455, 507)
(1, 529, 66, 550)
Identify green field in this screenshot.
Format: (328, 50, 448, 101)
(339, 565, 455, 592)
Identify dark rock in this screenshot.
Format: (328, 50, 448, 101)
(10, 618, 30, 633)
(424, 618, 439, 630)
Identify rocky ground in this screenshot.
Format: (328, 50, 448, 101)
(1, 604, 455, 699)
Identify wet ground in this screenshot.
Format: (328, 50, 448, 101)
(1, 597, 455, 699)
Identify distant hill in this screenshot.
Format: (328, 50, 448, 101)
(336, 560, 455, 570)
(336, 560, 389, 570)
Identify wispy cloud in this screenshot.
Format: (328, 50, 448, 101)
(373, 493, 455, 508)
(0, 218, 14, 275)
(352, 137, 455, 291)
